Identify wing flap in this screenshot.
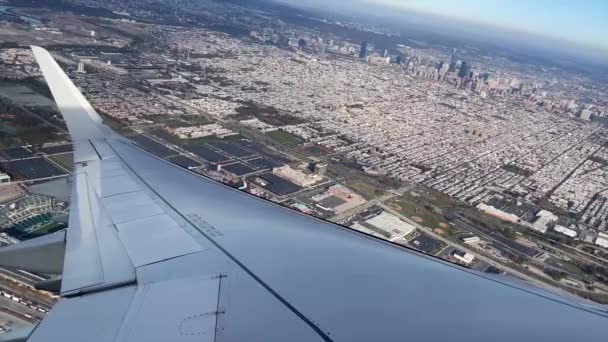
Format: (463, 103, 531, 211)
(30, 275, 225, 342)
(60, 170, 105, 293)
(61, 162, 137, 295)
(28, 286, 136, 342)
(114, 276, 220, 342)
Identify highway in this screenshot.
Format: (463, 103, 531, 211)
(0, 268, 45, 288)
(376, 203, 565, 290)
(0, 309, 28, 332)
(529, 237, 608, 267)
(450, 215, 593, 283)
(0, 296, 43, 323)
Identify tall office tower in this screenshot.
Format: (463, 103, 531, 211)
(448, 48, 457, 72)
(319, 43, 326, 55)
(448, 61, 457, 72)
(439, 62, 449, 75)
(359, 42, 368, 59)
(458, 61, 472, 79)
(77, 62, 85, 73)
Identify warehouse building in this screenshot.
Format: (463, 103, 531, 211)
(364, 211, 416, 241)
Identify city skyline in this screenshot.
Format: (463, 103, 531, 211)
(272, 0, 608, 53)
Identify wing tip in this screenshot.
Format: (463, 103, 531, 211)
(30, 44, 111, 141)
(30, 45, 47, 56)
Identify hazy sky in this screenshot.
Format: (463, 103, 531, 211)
(274, 0, 608, 51)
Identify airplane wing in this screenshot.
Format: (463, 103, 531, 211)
(0, 46, 606, 341)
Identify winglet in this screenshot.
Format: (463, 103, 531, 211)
(31, 46, 109, 141)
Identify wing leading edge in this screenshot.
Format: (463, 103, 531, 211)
(2, 46, 606, 342)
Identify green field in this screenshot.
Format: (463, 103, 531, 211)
(25, 221, 66, 239)
(265, 130, 304, 148)
(0, 119, 62, 146)
(0, 81, 54, 107)
(0, 123, 17, 135)
(0, 95, 64, 146)
(387, 195, 454, 236)
(458, 209, 518, 239)
(7, 213, 66, 240)
(344, 179, 385, 200)
(418, 187, 459, 207)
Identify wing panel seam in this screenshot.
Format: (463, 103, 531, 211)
(107, 139, 334, 342)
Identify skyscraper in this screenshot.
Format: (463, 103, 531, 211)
(439, 62, 449, 76)
(458, 61, 472, 79)
(448, 48, 457, 72)
(359, 42, 368, 59)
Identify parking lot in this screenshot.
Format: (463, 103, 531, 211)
(1, 157, 67, 180)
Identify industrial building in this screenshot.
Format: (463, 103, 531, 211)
(452, 250, 475, 265)
(463, 236, 480, 244)
(349, 222, 386, 240)
(364, 211, 416, 241)
(81, 59, 128, 77)
(553, 225, 577, 238)
(531, 210, 558, 234)
(595, 232, 608, 248)
(311, 185, 366, 214)
(272, 165, 322, 187)
(476, 203, 519, 223)
(168, 124, 236, 140)
(595, 236, 608, 248)
(313, 163, 327, 176)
